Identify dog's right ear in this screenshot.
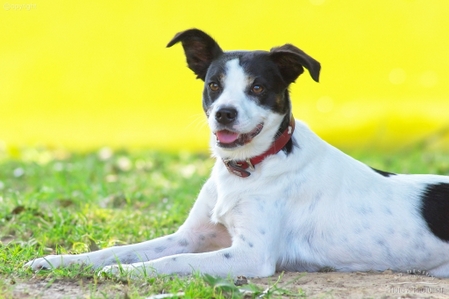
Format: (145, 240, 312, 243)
(270, 44, 321, 84)
(167, 29, 223, 81)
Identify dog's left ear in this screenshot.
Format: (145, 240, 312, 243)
(167, 29, 224, 81)
(269, 44, 320, 84)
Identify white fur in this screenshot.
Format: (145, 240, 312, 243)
(25, 59, 449, 279)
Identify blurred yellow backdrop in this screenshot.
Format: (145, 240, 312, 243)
(1, 0, 448, 152)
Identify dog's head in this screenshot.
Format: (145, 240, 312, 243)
(167, 29, 320, 161)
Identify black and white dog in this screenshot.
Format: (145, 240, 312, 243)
(27, 29, 449, 278)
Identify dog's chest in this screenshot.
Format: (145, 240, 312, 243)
(209, 162, 289, 226)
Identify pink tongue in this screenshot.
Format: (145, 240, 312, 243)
(216, 130, 239, 144)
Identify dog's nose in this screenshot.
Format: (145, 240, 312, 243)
(215, 107, 238, 125)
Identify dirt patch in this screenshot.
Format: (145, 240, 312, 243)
(252, 271, 449, 298)
(5, 272, 449, 299)
(8, 277, 128, 299)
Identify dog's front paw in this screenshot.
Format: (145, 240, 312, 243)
(100, 263, 150, 279)
(24, 255, 65, 271)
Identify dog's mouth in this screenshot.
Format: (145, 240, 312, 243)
(214, 123, 264, 148)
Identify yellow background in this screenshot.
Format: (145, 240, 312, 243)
(1, 0, 448, 152)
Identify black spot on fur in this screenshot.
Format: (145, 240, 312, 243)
(358, 206, 373, 216)
(115, 254, 140, 264)
(178, 239, 189, 247)
(376, 239, 386, 247)
(154, 246, 166, 253)
(223, 253, 232, 259)
(420, 183, 449, 242)
(371, 167, 397, 177)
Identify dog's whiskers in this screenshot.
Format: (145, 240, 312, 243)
(186, 113, 208, 131)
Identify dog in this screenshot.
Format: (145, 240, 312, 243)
(26, 29, 449, 278)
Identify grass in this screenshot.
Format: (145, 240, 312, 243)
(1, 146, 448, 298)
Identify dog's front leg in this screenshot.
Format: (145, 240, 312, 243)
(25, 233, 196, 270)
(102, 198, 280, 278)
(102, 239, 276, 278)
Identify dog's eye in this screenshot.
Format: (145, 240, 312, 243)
(209, 82, 220, 92)
(251, 85, 264, 94)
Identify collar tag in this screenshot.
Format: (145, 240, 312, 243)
(222, 116, 295, 178)
(223, 160, 251, 177)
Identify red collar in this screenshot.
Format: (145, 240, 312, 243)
(222, 116, 295, 178)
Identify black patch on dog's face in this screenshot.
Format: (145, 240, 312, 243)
(420, 183, 449, 242)
(202, 51, 291, 116)
(201, 54, 231, 113)
(371, 167, 397, 177)
(240, 52, 292, 114)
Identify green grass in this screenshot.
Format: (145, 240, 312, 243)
(0, 146, 448, 298)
